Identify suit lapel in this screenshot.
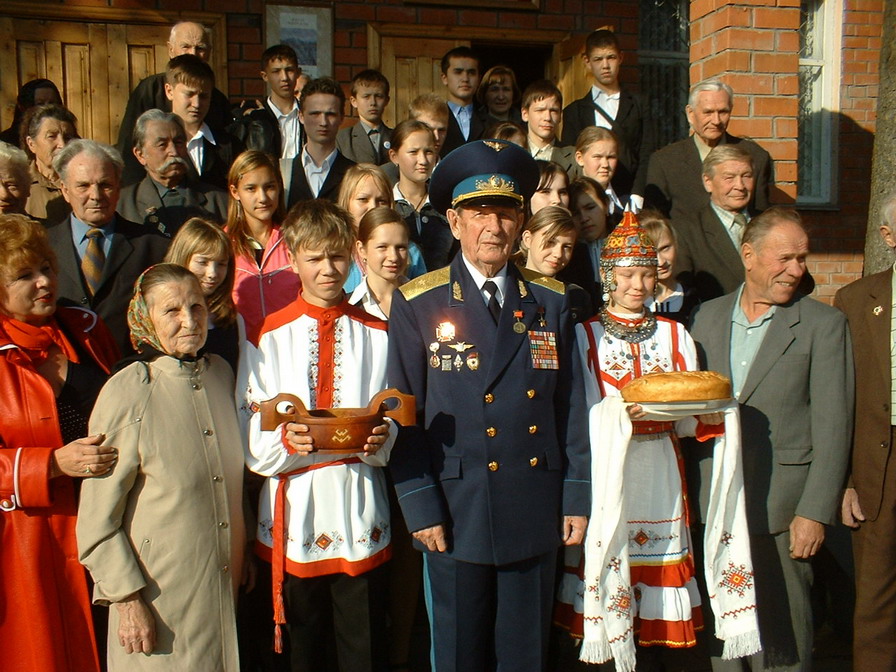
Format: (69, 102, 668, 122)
(351, 124, 376, 164)
(739, 301, 799, 402)
(864, 271, 892, 382)
(52, 220, 88, 296)
(100, 217, 134, 289)
(702, 208, 743, 282)
(136, 178, 163, 216)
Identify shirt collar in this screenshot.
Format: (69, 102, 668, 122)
(190, 123, 216, 146)
(447, 101, 473, 115)
(461, 254, 508, 294)
(295, 287, 348, 320)
(732, 284, 777, 327)
(151, 178, 184, 198)
(591, 86, 621, 102)
(301, 146, 338, 170)
(70, 213, 115, 243)
(267, 97, 299, 120)
(393, 183, 431, 208)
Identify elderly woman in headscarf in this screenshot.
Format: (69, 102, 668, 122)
(0, 142, 32, 215)
(0, 214, 119, 672)
(77, 263, 245, 670)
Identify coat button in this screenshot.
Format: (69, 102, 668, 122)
(213, 475, 223, 482)
(203, 429, 214, 436)
(222, 565, 229, 573)
(488, 461, 499, 471)
(529, 457, 538, 467)
(529, 425, 537, 434)
(486, 427, 497, 437)
(527, 389, 535, 398)
(484, 393, 494, 403)
(219, 521, 228, 528)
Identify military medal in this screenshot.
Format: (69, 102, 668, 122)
(448, 341, 474, 352)
(512, 310, 526, 334)
(430, 354, 440, 368)
(528, 330, 559, 370)
(537, 306, 547, 328)
(441, 355, 453, 371)
(436, 322, 455, 342)
(453, 354, 463, 370)
(466, 352, 479, 370)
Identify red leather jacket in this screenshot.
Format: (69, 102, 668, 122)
(0, 306, 119, 672)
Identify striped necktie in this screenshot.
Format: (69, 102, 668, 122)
(82, 228, 105, 297)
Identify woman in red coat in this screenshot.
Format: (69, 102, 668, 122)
(0, 214, 120, 671)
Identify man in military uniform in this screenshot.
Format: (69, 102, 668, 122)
(387, 139, 591, 671)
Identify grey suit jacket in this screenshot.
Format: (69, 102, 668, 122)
(689, 291, 854, 534)
(116, 176, 229, 236)
(676, 203, 745, 302)
(549, 144, 577, 177)
(645, 133, 773, 226)
(336, 123, 393, 165)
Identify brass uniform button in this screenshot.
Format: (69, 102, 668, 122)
(529, 425, 538, 434)
(488, 461, 499, 472)
(484, 393, 494, 403)
(486, 427, 497, 437)
(526, 389, 536, 398)
(529, 457, 538, 467)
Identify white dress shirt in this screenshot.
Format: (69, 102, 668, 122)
(187, 123, 216, 175)
(267, 97, 301, 160)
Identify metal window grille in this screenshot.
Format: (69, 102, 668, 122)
(638, 0, 690, 149)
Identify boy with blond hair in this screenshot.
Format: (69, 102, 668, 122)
(237, 199, 393, 671)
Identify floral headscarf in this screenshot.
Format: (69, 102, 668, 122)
(127, 266, 165, 354)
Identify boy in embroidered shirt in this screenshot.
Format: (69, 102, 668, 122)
(237, 199, 393, 671)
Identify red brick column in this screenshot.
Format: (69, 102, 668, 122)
(689, 0, 800, 204)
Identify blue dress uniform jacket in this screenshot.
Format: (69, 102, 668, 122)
(387, 255, 591, 566)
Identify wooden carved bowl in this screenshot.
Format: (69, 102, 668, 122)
(258, 389, 416, 453)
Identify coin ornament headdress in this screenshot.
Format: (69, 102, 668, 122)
(599, 210, 658, 304)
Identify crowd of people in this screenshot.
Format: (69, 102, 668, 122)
(0, 17, 884, 672)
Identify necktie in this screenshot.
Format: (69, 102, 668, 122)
(368, 127, 380, 152)
(82, 228, 105, 297)
(483, 280, 501, 324)
(732, 212, 748, 244)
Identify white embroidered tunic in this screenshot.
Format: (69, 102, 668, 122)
(557, 312, 703, 648)
(237, 294, 394, 578)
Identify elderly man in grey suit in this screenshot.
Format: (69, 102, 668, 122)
(117, 109, 227, 236)
(645, 78, 772, 226)
(676, 144, 755, 302)
(690, 207, 853, 671)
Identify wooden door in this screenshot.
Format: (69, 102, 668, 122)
(550, 33, 588, 140)
(369, 30, 469, 128)
(0, 5, 226, 145)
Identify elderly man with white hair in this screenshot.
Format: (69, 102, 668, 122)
(115, 21, 231, 185)
(46, 139, 169, 353)
(645, 78, 773, 226)
(0, 141, 32, 215)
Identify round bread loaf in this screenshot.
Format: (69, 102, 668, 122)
(621, 371, 731, 403)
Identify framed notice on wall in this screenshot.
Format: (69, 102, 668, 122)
(265, 4, 333, 78)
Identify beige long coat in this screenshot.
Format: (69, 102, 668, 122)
(78, 355, 245, 671)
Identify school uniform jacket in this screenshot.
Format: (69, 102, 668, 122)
(336, 122, 393, 165)
(387, 256, 591, 565)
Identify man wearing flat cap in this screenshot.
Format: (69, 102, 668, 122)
(387, 139, 591, 671)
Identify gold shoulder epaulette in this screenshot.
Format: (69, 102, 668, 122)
(400, 267, 451, 300)
(519, 267, 566, 295)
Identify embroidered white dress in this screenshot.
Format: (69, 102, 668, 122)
(556, 311, 703, 648)
(236, 294, 394, 578)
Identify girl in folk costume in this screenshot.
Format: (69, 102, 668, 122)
(556, 212, 761, 671)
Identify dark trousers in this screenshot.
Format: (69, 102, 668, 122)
(283, 564, 389, 672)
(853, 433, 896, 672)
(423, 550, 556, 672)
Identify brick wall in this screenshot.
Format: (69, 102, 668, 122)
(691, 0, 882, 301)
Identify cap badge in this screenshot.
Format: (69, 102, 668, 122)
(483, 141, 506, 152)
(475, 175, 515, 192)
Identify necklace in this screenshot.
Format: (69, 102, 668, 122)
(599, 306, 657, 343)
